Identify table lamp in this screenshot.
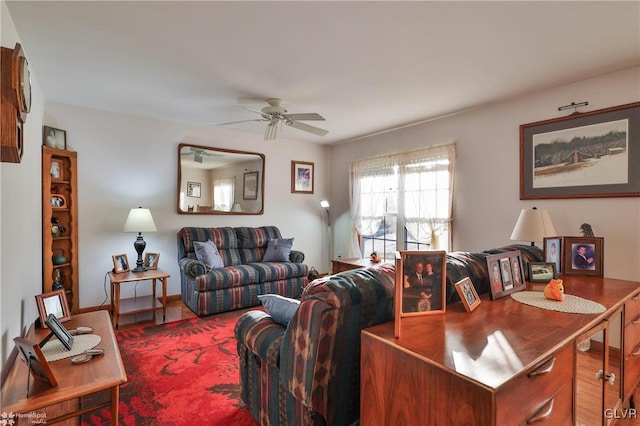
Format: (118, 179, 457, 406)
(123, 207, 157, 272)
(510, 207, 556, 246)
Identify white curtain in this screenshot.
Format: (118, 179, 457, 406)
(349, 143, 456, 256)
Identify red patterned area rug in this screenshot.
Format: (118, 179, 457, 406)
(81, 309, 258, 426)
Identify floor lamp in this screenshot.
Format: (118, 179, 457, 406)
(321, 200, 332, 273)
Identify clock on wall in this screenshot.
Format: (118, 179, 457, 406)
(1, 43, 30, 163)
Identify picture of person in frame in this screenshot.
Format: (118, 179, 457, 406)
(461, 281, 476, 305)
(116, 255, 128, 271)
(546, 239, 561, 273)
(145, 253, 157, 268)
(573, 244, 595, 270)
(512, 259, 523, 287)
(402, 256, 442, 312)
(500, 258, 513, 290)
(490, 261, 502, 293)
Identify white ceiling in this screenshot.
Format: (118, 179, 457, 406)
(6, 1, 640, 144)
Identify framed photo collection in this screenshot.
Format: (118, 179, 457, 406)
(486, 251, 526, 300)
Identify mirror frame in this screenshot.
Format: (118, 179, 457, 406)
(177, 143, 265, 215)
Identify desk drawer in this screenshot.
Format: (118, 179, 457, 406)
(626, 292, 640, 326)
(625, 320, 640, 396)
(496, 343, 573, 426)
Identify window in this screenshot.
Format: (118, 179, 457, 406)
(213, 177, 235, 211)
(350, 144, 455, 259)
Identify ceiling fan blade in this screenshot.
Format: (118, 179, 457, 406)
(264, 120, 279, 141)
(286, 120, 329, 137)
(216, 119, 266, 126)
(235, 105, 271, 119)
(283, 113, 325, 121)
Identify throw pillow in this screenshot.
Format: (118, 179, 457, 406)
(262, 238, 294, 262)
(193, 240, 224, 269)
(257, 294, 300, 327)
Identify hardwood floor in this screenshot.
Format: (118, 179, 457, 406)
(114, 297, 197, 331)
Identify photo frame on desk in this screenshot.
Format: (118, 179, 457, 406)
(112, 253, 130, 273)
(454, 277, 481, 312)
(543, 236, 563, 274)
(44, 313, 74, 351)
(394, 250, 446, 338)
(528, 262, 557, 283)
(486, 251, 526, 300)
(13, 337, 58, 388)
(35, 289, 71, 328)
(563, 236, 604, 276)
(144, 252, 159, 270)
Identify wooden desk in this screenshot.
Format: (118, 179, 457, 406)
(109, 268, 169, 329)
(361, 277, 640, 425)
(331, 258, 383, 274)
(1, 311, 127, 424)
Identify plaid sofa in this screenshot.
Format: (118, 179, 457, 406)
(177, 226, 309, 316)
(235, 263, 395, 426)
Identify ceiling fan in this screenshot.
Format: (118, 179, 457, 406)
(217, 98, 328, 141)
(180, 147, 220, 163)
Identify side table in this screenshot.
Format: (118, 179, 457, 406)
(108, 268, 169, 329)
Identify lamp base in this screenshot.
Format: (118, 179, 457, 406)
(133, 233, 148, 273)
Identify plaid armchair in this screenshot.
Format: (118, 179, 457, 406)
(235, 263, 395, 426)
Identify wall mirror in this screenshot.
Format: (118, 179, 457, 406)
(178, 143, 264, 215)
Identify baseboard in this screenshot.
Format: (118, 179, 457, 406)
(76, 294, 183, 314)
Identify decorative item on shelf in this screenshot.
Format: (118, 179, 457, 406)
(43, 126, 67, 150)
(510, 207, 556, 246)
(52, 249, 67, 265)
(580, 223, 594, 237)
(123, 207, 157, 272)
(543, 279, 564, 302)
(51, 217, 66, 237)
(52, 270, 65, 291)
(50, 159, 63, 180)
(50, 194, 67, 210)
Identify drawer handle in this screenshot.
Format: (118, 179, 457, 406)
(528, 356, 556, 377)
(527, 398, 554, 424)
(633, 315, 640, 325)
(632, 343, 640, 356)
(633, 294, 640, 301)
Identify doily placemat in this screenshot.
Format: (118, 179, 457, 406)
(41, 334, 101, 361)
(511, 291, 605, 314)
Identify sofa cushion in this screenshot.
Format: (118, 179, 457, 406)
(248, 262, 309, 282)
(177, 227, 241, 266)
(258, 294, 300, 327)
(194, 264, 260, 291)
(263, 238, 294, 262)
(193, 240, 224, 269)
(235, 226, 282, 263)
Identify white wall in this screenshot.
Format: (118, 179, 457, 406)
(0, 0, 46, 372)
(43, 103, 329, 308)
(329, 66, 640, 281)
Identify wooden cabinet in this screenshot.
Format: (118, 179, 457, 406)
(624, 291, 640, 398)
(42, 146, 79, 312)
(361, 277, 640, 426)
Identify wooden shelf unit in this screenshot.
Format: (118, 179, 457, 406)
(42, 146, 79, 312)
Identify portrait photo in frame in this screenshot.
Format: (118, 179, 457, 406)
(44, 313, 74, 351)
(486, 251, 526, 300)
(50, 194, 67, 209)
(144, 252, 160, 270)
(186, 181, 201, 198)
(291, 161, 314, 194)
(50, 159, 63, 181)
(528, 262, 557, 283)
(520, 102, 640, 200)
(543, 236, 563, 274)
(112, 253, 130, 273)
(43, 125, 67, 150)
(394, 250, 446, 338)
(13, 337, 58, 388)
(243, 171, 259, 200)
(563, 236, 604, 276)
(454, 277, 481, 312)
(35, 289, 71, 328)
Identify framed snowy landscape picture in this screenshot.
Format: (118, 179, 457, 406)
(520, 102, 640, 199)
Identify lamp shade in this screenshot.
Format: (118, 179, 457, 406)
(510, 208, 556, 243)
(123, 207, 157, 233)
